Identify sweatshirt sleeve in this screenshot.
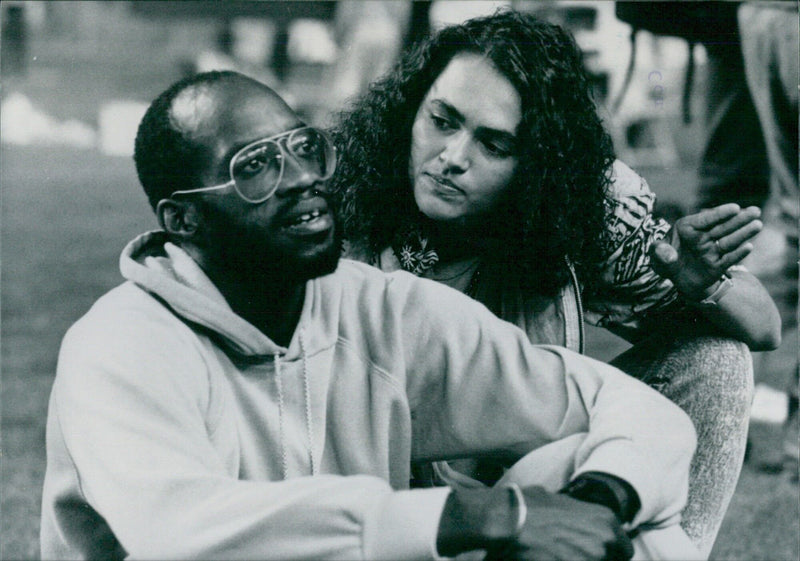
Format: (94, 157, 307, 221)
(48, 310, 450, 561)
(395, 273, 697, 528)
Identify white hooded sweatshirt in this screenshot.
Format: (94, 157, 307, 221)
(41, 231, 695, 560)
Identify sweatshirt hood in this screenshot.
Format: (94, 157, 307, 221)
(119, 231, 287, 358)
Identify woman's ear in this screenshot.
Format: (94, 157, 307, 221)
(156, 198, 201, 239)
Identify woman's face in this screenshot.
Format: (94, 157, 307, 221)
(409, 53, 521, 226)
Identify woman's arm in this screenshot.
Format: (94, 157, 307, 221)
(583, 161, 780, 351)
(649, 204, 781, 351)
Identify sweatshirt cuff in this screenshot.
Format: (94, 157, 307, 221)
(362, 487, 452, 561)
(573, 439, 688, 527)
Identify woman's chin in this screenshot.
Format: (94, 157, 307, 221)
(416, 194, 467, 224)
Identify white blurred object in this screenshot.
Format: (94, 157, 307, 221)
(98, 100, 148, 157)
(1, 92, 96, 149)
(429, 1, 510, 29)
(750, 383, 789, 424)
(232, 18, 274, 67)
(742, 221, 791, 277)
(288, 18, 337, 64)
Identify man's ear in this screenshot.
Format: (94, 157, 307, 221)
(156, 198, 201, 239)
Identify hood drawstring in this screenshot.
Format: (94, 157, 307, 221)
(299, 329, 317, 476)
(274, 352, 289, 480)
(274, 328, 316, 480)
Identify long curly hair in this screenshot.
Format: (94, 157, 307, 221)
(330, 10, 616, 295)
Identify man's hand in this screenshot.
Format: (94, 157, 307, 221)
(486, 486, 633, 561)
(437, 485, 633, 561)
(649, 204, 762, 300)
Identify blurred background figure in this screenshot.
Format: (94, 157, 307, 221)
(1, 1, 30, 76)
(737, 0, 799, 480)
(614, 1, 769, 213)
(614, 0, 799, 479)
(192, 17, 282, 91)
(322, 1, 413, 124)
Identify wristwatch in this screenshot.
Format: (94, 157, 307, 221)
(560, 472, 641, 523)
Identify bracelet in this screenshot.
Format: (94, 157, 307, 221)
(506, 483, 528, 537)
(698, 273, 734, 306)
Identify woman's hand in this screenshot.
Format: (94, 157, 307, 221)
(649, 204, 762, 300)
(648, 203, 781, 350)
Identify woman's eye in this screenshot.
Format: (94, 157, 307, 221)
(480, 138, 514, 158)
(430, 113, 454, 131)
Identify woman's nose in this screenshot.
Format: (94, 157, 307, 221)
(438, 132, 471, 171)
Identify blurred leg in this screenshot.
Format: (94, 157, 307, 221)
(612, 336, 753, 558)
(739, 1, 799, 478)
(738, 2, 799, 234)
(696, 41, 770, 211)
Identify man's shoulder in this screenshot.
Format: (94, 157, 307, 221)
(62, 281, 182, 352)
(329, 258, 457, 297)
(327, 258, 491, 325)
(327, 258, 412, 290)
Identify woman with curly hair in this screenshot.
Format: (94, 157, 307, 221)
(331, 9, 780, 557)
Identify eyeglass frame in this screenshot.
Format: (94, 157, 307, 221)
(168, 126, 337, 204)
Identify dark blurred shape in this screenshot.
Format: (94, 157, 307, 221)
(129, 1, 336, 19)
(615, 1, 739, 44)
(696, 36, 769, 210)
(404, 1, 433, 50)
(529, 3, 610, 105)
(1, 4, 28, 76)
(557, 5, 597, 32)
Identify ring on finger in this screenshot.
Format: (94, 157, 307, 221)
(715, 239, 723, 253)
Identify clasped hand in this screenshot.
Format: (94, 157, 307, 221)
(485, 486, 633, 561)
(649, 204, 762, 300)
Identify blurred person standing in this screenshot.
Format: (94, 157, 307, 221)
(614, 1, 771, 212)
(695, 7, 771, 212)
(738, 0, 799, 479)
(324, 1, 413, 121)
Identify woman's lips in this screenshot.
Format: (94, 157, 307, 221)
(424, 172, 464, 195)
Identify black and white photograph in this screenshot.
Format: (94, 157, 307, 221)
(1, 1, 797, 559)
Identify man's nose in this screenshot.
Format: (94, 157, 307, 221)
(439, 132, 471, 172)
(275, 155, 324, 196)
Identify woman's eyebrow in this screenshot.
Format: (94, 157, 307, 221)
(429, 98, 465, 124)
(476, 127, 518, 146)
(430, 98, 517, 142)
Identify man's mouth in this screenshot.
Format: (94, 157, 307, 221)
(289, 209, 324, 226)
(282, 203, 333, 236)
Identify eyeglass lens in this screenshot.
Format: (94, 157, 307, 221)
(231, 128, 334, 202)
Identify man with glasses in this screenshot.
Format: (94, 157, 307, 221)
(41, 71, 698, 561)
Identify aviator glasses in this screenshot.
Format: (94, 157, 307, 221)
(170, 126, 337, 204)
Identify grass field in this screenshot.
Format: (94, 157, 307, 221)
(1, 146, 157, 559)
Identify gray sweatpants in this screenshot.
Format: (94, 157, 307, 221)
(613, 336, 753, 558)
